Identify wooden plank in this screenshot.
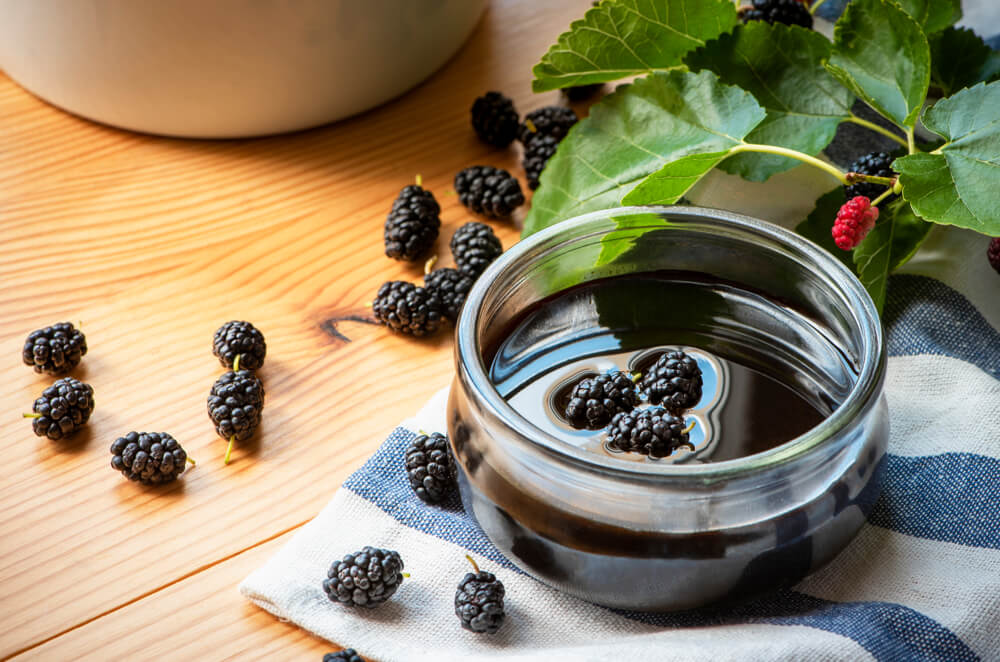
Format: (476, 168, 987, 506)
(8, 532, 337, 661)
(0, 0, 591, 655)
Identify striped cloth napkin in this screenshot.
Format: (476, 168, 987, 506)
(240, 222, 1000, 662)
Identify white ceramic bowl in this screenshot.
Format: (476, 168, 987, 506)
(0, 0, 486, 137)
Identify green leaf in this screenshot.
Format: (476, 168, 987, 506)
(929, 27, 1000, 97)
(685, 22, 853, 182)
(893, 0, 961, 34)
(522, 70, 765, 237)
(852, 199, 933, 311)
(893, 81, 1000, 235)
(825, 0, 930, 129)
(886, 199, 933, 271)
(795, 190, 857, 273)
(622, 152, 732, 205)
(853, 210, 895, 312)
(531, 0, 738, 93)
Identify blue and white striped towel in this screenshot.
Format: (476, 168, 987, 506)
(240, 223, 1000, 662)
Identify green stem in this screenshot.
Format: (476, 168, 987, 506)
(871, 188, 895, 207)
(465, 554, 481, 573)
(846, 115, 908, 148)
(848, 174, 895, 186)
(809, 0, 829, 15)
(224, 435, 235, 465)
(23, 413, 41, 419)
(730, 143, 847, 184)
(906, 126, 917, 154)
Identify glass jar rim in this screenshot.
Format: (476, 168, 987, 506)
(455, 206, 885, 481)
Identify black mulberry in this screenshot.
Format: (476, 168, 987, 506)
(450, 222, 502, 279)
(522, 134, 560, 190)
(323, 651, 363, 662)
(989, 238, 1000, 275)
(208, 369, 264, 464)
(323, 547, 405, 608)
(372, 281, 444, 336)
(26, 377, 94, 440)
(424, 268, 474, 322)
(471, 91, 519, 148)
(455, 557, 506, 634)
(110, 431, 190, 484)
(607, 408, 691, 459)
(22, 322, 87, 375)
(518, 106, 577, 144)
(454, 166, 525, 219)
(405, 432, 457, 503)
(640, 350, 703, 411)
(212, 320, 266, 370)
(563, 83, 603, 102)
(740, 0, 813, 28)
(845, 151, 898, 203)
(384, 184, 441, 261)
(563, 371, 639, 430)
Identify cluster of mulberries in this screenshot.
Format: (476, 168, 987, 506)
(22, 323, 98, 443)
(19, 321, 198, 485)
(322, 545, 508, 636)
(373, 163, 509, 336)
(557, 350, 704, 459)
(375, 90, 593, 339)
(207, 320, 266, 465)
(470, 90, 588, 192)
(374, 206, 503, 335)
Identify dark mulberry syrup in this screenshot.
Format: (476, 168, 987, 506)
(488, 273, 830, 463)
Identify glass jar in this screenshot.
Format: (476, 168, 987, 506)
(448, 206, 888, 611)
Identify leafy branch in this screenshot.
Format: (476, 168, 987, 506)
(524, 0, 1000, 311)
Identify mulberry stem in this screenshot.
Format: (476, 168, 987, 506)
(233, 354, 241, 372)
(847, 173, 895, 186)
(871, 188, 895, 207)
(845, 115, 908, 148)
(416, 174, 423, 187)
(187, 457, 197, 466)
(22, 413, 41, 418)
(683, 420, 696, 435)
(424, 255, 438, 274)
(224, 435, 235, 465)
(729, 143, 848, 184)
(465, 555, 481, 573)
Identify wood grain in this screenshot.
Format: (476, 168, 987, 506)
(0, 0, 592, 657)
(10, 532, 335, 662)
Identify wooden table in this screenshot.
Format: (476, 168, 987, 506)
(0, 2, 587, 658)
